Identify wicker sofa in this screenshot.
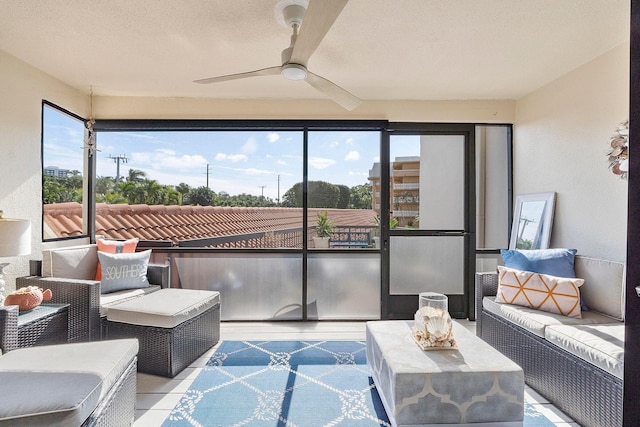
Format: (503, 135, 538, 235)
(16, 243, 170, 342)
(476, 254, 625, 427)
(0, 305, 138, 426)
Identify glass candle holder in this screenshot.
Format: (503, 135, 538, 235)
(418, 292, 448, 313)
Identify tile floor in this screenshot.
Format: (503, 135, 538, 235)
(133, 320, 581, 426)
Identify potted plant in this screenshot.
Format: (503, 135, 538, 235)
(313, 211, 334, 248)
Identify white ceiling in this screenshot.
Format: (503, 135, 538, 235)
(0, 0, 630, 103)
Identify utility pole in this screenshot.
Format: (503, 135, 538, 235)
(205, 164, 211, 189)
(108, 154, 128, 182)
(277, 174, 281, 205)
(259, 185, 266, 197)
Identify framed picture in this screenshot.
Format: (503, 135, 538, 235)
(509, 192, 556, 250)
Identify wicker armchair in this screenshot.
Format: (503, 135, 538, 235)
(17, 260, 169, 342)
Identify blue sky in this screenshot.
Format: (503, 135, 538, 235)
(43, 105, 420, 201)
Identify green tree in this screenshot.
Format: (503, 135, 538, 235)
(127, 169, 146, 183)
(187, 186, 216, 206)
(308, 181, 339, 208)
(175, 182, 191, 205)
(282, 181, 341, 208)
(349, 183, 372, 209)
(336, 185, 350, 209)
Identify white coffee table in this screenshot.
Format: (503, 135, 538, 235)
(366, 320, 524, 427)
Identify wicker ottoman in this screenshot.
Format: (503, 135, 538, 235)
(366, 320, 524, 427)
(105, 288, 220, 377)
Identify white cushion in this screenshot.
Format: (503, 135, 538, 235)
(41, 244, 98, 280)
(0, 339, 138, 426)
(106, 288, 220, 328)
(545, 323, 624, 379)
(100, 284, 161, 317)
(574, 255, 626, 321)
(483, 296, 614, 337)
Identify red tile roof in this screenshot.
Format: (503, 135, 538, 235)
(44, 202, 378, 245)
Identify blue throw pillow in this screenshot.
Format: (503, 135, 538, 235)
(500, 248, 588, 311)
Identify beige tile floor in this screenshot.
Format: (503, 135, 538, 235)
(133, 320, 581, 426)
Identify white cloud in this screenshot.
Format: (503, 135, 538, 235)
(215, 153, 248, 162)
(160, 154, 208, 169)
(309, 157, 336, 169)
(329, 140, 340, 148)
(244, 168, 271, 175)
(345, 151, 360, 161)
(156, 148, 177, 156)
(276, 160, 287, 166)
(346, 137, 354, 146)
(373, 156, 380, 162)
(267, 133, 280, 143)
(242, 137, 258, 154)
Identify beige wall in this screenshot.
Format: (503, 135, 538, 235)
(514, 42, 629, 261)
(0, 51, 89, 287)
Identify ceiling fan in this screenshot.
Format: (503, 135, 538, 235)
(194, 0, 362, 111)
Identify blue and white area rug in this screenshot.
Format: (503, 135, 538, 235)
(162, 340, 557, 427)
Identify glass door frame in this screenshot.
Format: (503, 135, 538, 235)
(381, 123, 476, 319)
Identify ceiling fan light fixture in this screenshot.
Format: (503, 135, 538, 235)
(281, 63, 307, 80)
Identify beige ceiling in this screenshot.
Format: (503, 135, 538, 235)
(0, 0, 630, 103)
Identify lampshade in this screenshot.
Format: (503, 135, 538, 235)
(0, 217, 31, 257)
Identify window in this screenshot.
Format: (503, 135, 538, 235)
(41, 102, 86, 240)
(88, 126, 381, 249)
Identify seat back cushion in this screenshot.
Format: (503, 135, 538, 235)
(42, 244, 98, 280)
(574, 255, 626, 321)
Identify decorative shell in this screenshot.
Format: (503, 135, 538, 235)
(607, 120, 629, 180)
(412, 306, 456, 350)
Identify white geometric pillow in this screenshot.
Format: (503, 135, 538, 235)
(496, 266, 584, 318)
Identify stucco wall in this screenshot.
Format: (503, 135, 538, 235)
(514, 42, 629, 261)
(0, 51, 88, 288)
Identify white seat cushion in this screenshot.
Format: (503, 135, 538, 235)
(100, 284, 161, 316)
(483, 296, 614, 337)
(106, 288, 220, 328)
(0, 339, 138, 426)
(545, 323, 624, 379)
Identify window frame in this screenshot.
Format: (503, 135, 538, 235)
(41, 100, 90, 242)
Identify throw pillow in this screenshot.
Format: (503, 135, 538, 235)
(97, 250, 151, 294)
(495, 266, 584, 318)
(500, 248, 588, 311)
(95, 238, 139, 281)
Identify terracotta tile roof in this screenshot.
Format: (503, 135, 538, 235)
(44, 202, 378, 245)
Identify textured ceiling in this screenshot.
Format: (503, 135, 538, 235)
(0, 0, 630, 102)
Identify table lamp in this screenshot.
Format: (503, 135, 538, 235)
(0, 211, 31, 304)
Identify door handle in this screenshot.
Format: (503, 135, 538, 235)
(636, 286, 640, 297)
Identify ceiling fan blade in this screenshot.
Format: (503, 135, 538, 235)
(305, 70, 362, 111)
(194, 66, 282, 84)
(290, 0, 348, 65)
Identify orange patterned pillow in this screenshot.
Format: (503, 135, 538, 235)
(496, 266, 584, 318)
(95, 238, 139, 281)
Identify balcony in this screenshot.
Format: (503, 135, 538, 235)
(393, 183, 420, 190)
(392, 210, 419, 218)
